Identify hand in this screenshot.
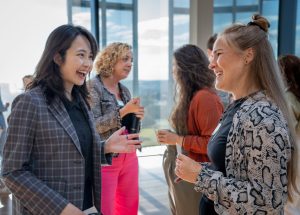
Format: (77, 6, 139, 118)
(156, 129, 182, 145)
(120, 98, 144, 118)
(5, 102, 9, 109)
(104, 127, 142, 153)
(175, 154, 202, 183)
(60, 203, 84, 215)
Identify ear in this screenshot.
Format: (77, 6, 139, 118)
(244, 48, 254, 64)
(53, 53, 63, 66)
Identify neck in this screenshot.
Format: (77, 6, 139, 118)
(64, 89, 73, 101)
(232, 85, 260, 100)
(101, 76, 119, 92)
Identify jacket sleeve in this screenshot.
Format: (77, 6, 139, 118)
(89, 81, 122, 135)
(194, 105, 291, 214)
(183, 91, 223, 154)
(1, 94, 69, 215)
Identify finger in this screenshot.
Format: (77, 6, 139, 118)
(127, 133, 139, 140)
(116, 126, 126, 135)
(177, 153, 188, 161)
(126, 139, 143, 146)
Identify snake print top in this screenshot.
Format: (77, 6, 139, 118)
(195, 91, 292, 215)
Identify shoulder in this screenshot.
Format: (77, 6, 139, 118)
(238, 94, 289, 136)
(192, 88, 222, 107)
(12, 87, 45, 108)
(286, 91, 300, 108)
(119, 82, 131, 97)
(88, 76, 102, 89)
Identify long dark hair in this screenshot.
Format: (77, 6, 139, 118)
(29, 24, 98, 105)
(278, 54, 300, 101)
(169, 44, 215, 135)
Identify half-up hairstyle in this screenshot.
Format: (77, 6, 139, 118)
(220, 14, 298, 201)
(169, 44, 215, 135)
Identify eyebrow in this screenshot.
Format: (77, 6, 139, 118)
(213, 48, 223, 54)
(76, 49, 93, 55)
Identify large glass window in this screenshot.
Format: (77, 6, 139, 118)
(68, 0, 190, 147)
(213, 0, 279, 55)
(72, 5, 92, 32)
(261, 0, 279, 56)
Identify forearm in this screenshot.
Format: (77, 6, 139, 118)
(2, 171, 69, 215)
(182, 135, 211, 154)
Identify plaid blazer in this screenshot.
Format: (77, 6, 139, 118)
(1, 86, 108, 215)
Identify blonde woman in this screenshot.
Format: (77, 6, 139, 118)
(89, 42, 144, 215)
(175, 15, 298, 214)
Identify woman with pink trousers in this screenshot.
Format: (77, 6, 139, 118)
(89, 42, 144, 215)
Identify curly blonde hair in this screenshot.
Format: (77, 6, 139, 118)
(94, 42, 132, 77)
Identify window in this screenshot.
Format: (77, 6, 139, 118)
(296, 0, 300, 56)
(68, 0, 190, 147)
(213, 0, 279, 55)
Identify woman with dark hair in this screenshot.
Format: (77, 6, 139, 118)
(156, 44, 223, 215)
(175, 15, 298, 214)
(1, 25, 141, 215)
(278, 54, 300, 215)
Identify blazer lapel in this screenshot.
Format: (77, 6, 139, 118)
(48, 96, 83, 156)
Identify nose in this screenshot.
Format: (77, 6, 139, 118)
(208, 54, 216, 70)
(83, 57, 93, 68)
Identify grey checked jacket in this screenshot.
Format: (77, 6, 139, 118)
(1, 86, 109, 215)
(88, 76, 131, 140)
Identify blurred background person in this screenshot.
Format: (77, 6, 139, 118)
(89, 42, 144, 215)
(206, 33, 218, 63)
(156, 44, 223, 215)
(0, 87, 9, 194)
(278, 54, 300, 215)
(206, 33, 230, 108)
(175, 15, 298, 215)
(22, 74, 34, 91)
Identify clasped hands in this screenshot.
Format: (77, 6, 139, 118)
(120, 97, 144, 119)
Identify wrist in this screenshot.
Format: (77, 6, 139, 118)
(104, 140, 112, 154)
(176, 135, 184, 146)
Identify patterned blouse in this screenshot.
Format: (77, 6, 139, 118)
(195, 91, 292, 214)
(88, 76, 131, 140)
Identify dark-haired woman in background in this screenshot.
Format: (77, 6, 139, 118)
(156, 44, 223, 215)
(1, 25, 141, 215)
(175, 15, 299, 214)
(278, 54, 300, 215)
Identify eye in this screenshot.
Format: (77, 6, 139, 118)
(78, 53, 84, 57)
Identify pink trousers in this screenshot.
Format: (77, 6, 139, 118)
(101, 152, 139, 215)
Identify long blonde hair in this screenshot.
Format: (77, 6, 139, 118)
(220, 14, 298, 201)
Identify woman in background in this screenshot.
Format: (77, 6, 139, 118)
(156, 44, 223, 215)
(89, 42, 144, 215)
(278, 54, 300, 215)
